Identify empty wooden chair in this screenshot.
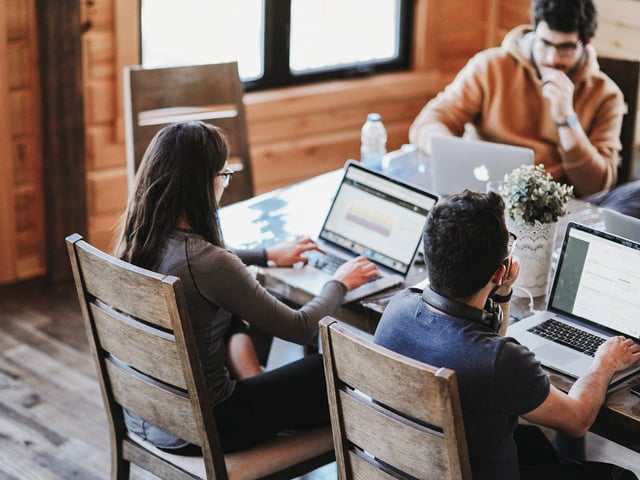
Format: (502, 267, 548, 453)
(320, 317, 472, 480)
(66, 233, 333, 480)
(123, 62, 254, 205)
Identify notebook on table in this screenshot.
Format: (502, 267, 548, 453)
(267, 160, 439, 304)
(602, 208, 640, 243)
(430, 136, 534, 196)
(508, 222, 640, 388)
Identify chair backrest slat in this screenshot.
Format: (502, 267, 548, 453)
(105, 356, 200, 445)
(75, 243, 175, 329)
(90, 303, 186, 389)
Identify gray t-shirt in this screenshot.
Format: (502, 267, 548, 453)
(374, 288, 550, 480)
(125, 230, 347, 448)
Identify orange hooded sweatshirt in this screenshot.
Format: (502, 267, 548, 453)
(409, 25, 624, 197)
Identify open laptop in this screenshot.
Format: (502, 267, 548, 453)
(267, 160, 439, 303)
(508, 222, 640, 387)
(430, 136, 534, 196)
(602, 208, 640, 243)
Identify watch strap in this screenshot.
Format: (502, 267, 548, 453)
(491, 289, 513, 303)
(556, 113, 579, 128)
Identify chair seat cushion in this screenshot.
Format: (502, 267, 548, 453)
(128, 426, 333, 480)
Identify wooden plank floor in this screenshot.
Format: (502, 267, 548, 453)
(2, 279, 638, 479)
(0, 279, 335, 480)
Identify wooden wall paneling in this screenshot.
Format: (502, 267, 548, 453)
(113, 0, 140, 143)
(498, 0, 530, 33)
(86, 169, 127, 217)
(485, 0, 500, 47)
(36, 0, 87, 283)
(245, 71, 441, 192)
(1, 0, 46, 283)
(0, 0, 16, 283)
(411, 0, 436, 72)
(593, 0, 640, 60)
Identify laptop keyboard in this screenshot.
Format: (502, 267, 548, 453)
(303, 250, 382, 283)
(302, 250, 346, 274)
(528, 319, 606, 357)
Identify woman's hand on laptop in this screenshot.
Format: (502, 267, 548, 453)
(333, 256, 380, 291)
(265, 236, 324, 267)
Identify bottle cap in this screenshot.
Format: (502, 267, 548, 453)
(367, 113, 381, 122)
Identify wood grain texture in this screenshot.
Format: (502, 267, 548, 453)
(320, 318, 472, 480)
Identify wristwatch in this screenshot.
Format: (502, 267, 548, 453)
(491, 289, 513, 303)
(556, 113, 579, 129)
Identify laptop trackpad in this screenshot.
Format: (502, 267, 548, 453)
(534, 344, 578, 366)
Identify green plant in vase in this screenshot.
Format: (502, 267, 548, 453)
(500, 164, 573, 297)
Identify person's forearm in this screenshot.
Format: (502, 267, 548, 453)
(558, 121, 615, 196)
(565, 361, 613, 435)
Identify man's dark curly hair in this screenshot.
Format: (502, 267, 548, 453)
(423, 190, 509, 300)
(531, 0, 598, 44)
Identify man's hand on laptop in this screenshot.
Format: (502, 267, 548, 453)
(333, 256, 380, 291)
(593, 336, 640, 375)
(265, 236, 325, 267)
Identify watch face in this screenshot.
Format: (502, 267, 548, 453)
(558, 113, 579, 128)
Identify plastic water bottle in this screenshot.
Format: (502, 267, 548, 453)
(360, 113, 387, 171)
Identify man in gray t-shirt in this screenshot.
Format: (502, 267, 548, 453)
(375, 190, 640, 480)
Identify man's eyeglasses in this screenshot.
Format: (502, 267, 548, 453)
(503, 231, 518, 276)
(216, 169, 235, 189)
(506, 232, 518, 259)
(535, 36, 582, 58)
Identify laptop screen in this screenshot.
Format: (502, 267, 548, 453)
(549, 223, 640, 340)
(319, 162, 438, 275)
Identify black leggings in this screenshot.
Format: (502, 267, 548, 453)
(516, 425, 638, 480)
(213, 353, 330, 452)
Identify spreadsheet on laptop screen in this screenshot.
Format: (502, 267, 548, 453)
(321, 167, 435, 273)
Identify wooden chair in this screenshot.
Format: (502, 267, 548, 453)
(123, 62, 254, 205)
(319, 317, 472, 480)
(598, 56, 640, 185)
(66, 233, 334, 480)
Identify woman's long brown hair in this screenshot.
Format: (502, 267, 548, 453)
(115, 121, 228, 269)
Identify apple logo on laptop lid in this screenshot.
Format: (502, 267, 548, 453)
(473, 164, 490, 183)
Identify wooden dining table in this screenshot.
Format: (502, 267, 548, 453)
(219, 154, 640, 453)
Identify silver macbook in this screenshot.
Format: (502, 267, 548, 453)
(602, 208, 640, 243)
(268, 160, 439, 303)
(508, 222, 640, 387)
(430, 136, 534, 196)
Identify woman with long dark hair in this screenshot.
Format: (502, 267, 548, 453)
(116, 121, 379, 453)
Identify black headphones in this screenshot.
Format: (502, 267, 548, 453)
(420, 287, 503, 332)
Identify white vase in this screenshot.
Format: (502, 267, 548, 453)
(507, 219, 558, 298)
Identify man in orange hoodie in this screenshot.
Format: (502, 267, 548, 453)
(410, 0, 640, 215)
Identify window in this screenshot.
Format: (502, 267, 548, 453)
(140, 0, 413, 91)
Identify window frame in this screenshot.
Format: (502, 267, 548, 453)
(139, 0, 415, 92)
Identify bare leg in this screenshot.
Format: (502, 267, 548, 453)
(226, 332, 263, 379)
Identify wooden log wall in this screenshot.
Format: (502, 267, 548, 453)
(7, 0, 637, 284)
(1, 0, 46, 283)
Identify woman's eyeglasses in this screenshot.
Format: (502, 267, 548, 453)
(216, 169, 235, 189)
